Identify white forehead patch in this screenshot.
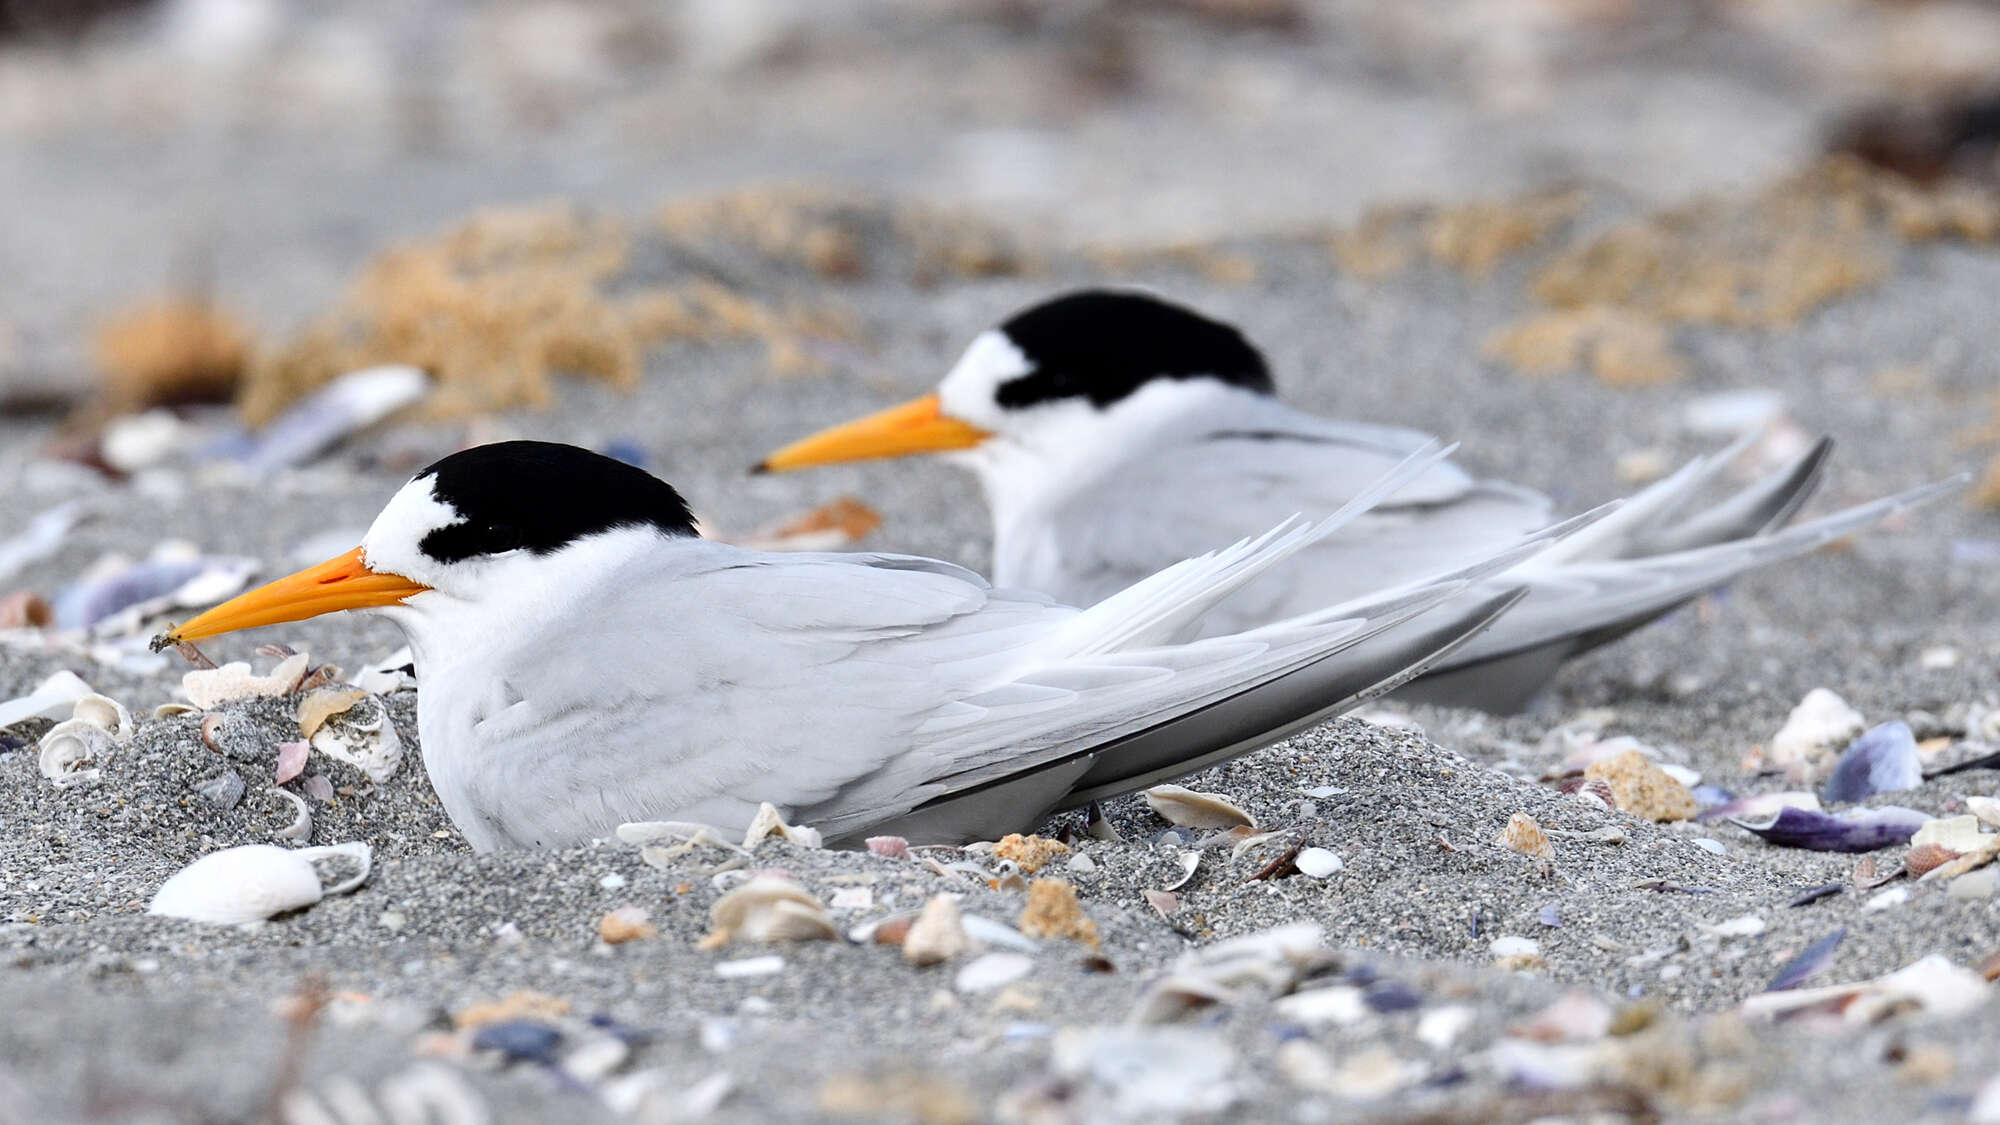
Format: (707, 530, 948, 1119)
(937, 329, 1032, 424)
(360, 476, 463, 583)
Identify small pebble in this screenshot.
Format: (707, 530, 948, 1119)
(1693, 838, 1727, 856)
(1295, 847, 1342, 878)
(471, 1021, 565, 1065)
(1864, 887, 1910, 912)
(955, 952, 1033, 993)
(715, 955, 785, 979)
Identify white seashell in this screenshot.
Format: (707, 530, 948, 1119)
(1913, 815, 1991, 853)
(0, 670, 94, 730)
(560, 1036, 630, 1083)
(1768, 688, 1866, 772)
(1130, 973, 1239, 1024)
(903, 894, 969, 966)
(1050, 1026, 1238, 1117)
(740, 801, 823, 849)
(1490, 935, 1541, 959)
(308, 695, 404, 783)
(1144, 784, 1254, 829)
(1702, 914, 1766, 938)
(239, 365, 431, 474)
(714, 955, 785, 979)
(183, 652, 310, 710)
(38, 719, 115, 787)
(149, 842, 372, 925)
(960, 913, 1039, 952)
(68, 693, 134, 739)
(954, 952, 1033, 993)
(271, 787, 313, 841)
(152, 702, 199, 719)
(1274, 985, 1369, 1028)
(352, 646, 416, 695)
(1863, 886, 1909, 911)
(1161, 849, 1201, 891)
(707, 874, 836, 944)
(1416, 1005, 1475, 1049)
(1295, 847, 1343, 879)
(1969, 796, 2000, 830)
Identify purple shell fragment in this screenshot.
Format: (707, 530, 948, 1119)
(1699, 791, 1819, 824)
(1730, 805, 1929, 852)
(1785, 883, 1844, 908)
(1766, 927, 1845, 991)
(273, 740, 310, 786)
(1821, 721, 1922, 804)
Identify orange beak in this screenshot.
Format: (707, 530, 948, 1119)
(154, 547, 431, 647)
(754, 393, 991, 473)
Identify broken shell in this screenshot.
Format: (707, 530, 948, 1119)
(1584, 749, 1696, 822)
(954, 952, 1033, 994)
(994, 833, 1068, 873)
(1160, 849, 1201, 892)
(1821, 721, 1922, 803)
(1490, 935, 1543, 970)
(238, 365, 430, 474)
(1966, 796, 2000, 830)
(309, 695, 404, 784)
(0, 669, 93, 731)
(274, 740, 309, 786)
(1702, 913, 1766, 938)
(271, 787, 313, 841)
(1294, 847, 1342, 879)
(296, 689, 365, 741)
(599, 905, 658, 944)
(864, 836, 909, 859)
(183, 652, 310, 710)
(153, 702, 198, 719)
(1017, 880, 1098, 948)
(1731, 805, 1929, 852)
(148, 842, 372, 925)
(37, 718, 115, 787)
(1767, 927, 1845, 991)
(1085, 801, 1121, 841)
(701, 874, 836, 948)
(741, 802, 823, 850)
(1699, 791, 1821, 823)
(1143, 889, 1180, 917)
(70, 693, 134, 739)
(1498, 813, 1555, 860)
(1911, 815, 1990, 853)
(1144, 784, 1254, 829)
(1768, 688, 1866, 777)
(903, 894, 969, 966)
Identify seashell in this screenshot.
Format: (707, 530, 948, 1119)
(1498, 813, 1555, 861)
(903, 894, 968, 966)
(864, 835, 908, 859)
(55, 552, 258, 634)
(961, 912, 1041, 952)
(1017, 880, 1097, 948)
(714, 955, 785, 979)
(296, 689, 365, 741)
(1691, 783, 1734, 810)
(1584, 750, 1696, 822)
(1416, 1005, 1475, 1049)
(1864, 886, 1909, 911)
(309, 695, 404, 784)
(1699, 790, 1821, 823)
(352, 646, 417, 695)
(1294, 847, 1342, 879)
(1085, 800, 1121, 841)
(1539, 904, 1563, 926)
(1768, 688, 1866, 777)
(740, 802, 823, 850)
(827, 887, 872, 911)
(302, 772, 334, 803)
(70, 693, 134, 739)
(470, 1021, 564, 1065)
(237, 364, 430, 474)
(0, 669, 93, 731)
(1702, 914, 1766, 938)
(38, 718, 114, 787)
(1693, 838, 1726, 856)
(1050, 1027, 1237, 1117)
(1766, 927, 1845, 991)
(700, 874, 836, 948)
(183, 652, 310, 710)
(1821, 721, 1923, 803)
(1786, 883, 1844, 908)
(1745, 953, 1989, 1024)
(270, 787, 313, 841)
(954, 952, 1033, 994)
(1143, 784, 1254, 830)
(1968, 796, 2000, 830)
(1906, 843, 1962, 877)
(1951, 866, 1999, 900)
(1160, 849, 1200, 892)
(561, 1035, 630, 1084)
(598, 905, 657, 944)
(152, 702, 198, 719)
(191, 770, 246, 811)
(1143, 889, 1179, 917)
(1128, 972, 1238, 1024)
(993, 833, 1068, 873)
(1066, 851, 1097, 876)
(864, 914, 914, 945)
(149, 842, 371, 925)
(1273, 985, 1368, 1028)
(1730, 804, 1928, 853)
(1911, 815, 1990, 853)
(274, 740, 309, 785)
(1559, 777, 1615, 809)
(1509, 991, 1612, 1043)
(1490, 935, 1543, 970)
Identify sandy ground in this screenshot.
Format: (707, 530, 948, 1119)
(5, 4, 2000, 1123)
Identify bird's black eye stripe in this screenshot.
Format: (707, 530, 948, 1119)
(413, 441, 699, 564)
(993, 290, 1274, 410)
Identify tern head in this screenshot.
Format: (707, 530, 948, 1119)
(157, 441, 698, 651)
(754, 289, 1273, 476)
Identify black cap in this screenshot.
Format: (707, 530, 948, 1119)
(415, 441, 698, 563)
(992, 290, 1274, 410)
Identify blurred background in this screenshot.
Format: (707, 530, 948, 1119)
(3, 0, 1999, 404)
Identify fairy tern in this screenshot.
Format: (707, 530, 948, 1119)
(157, 440, 1576, 850)
(757, 289, 1960, 712)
